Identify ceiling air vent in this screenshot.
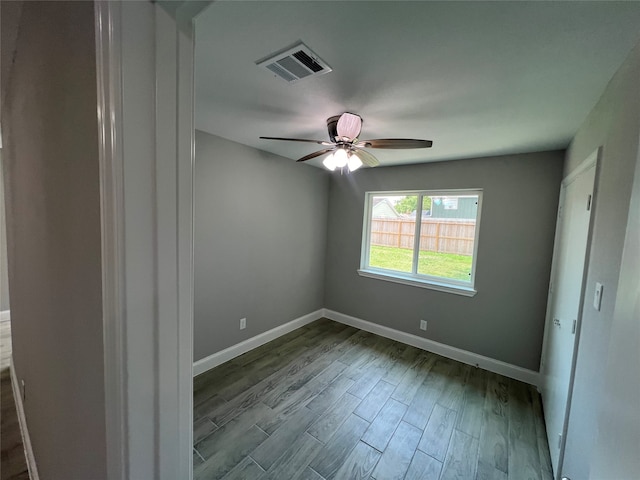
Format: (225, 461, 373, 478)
(256, 42, 332, 84)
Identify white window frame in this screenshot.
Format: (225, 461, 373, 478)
(358, 189, 482, 297)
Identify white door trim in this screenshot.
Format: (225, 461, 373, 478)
(95, 1, 203, 478)
(557, 148, 601, 477)
(94, 3, 128, 477)
(540, 148, 601, 382)
(562, 150, 599, 187)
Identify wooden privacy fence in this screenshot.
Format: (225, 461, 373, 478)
(371, 218, 476, 255)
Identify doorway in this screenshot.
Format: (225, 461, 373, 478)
(539, 150, 598, 477)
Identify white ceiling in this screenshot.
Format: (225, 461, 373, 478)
(195, 1, 640, 168)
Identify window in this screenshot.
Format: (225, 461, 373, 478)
(359, 190, 482, 296)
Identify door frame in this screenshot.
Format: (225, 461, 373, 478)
(95, 1, 208, 478)
(539, 147, 601, 478)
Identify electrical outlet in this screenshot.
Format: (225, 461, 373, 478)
(240, 317, 246, 330)
(420, 320, 427, 331)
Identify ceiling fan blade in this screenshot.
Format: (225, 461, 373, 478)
(336, 113, 362, 142)
(356, 138, 433, 149)
(260, 136, 334, 146)
(296, 148, 336, 163)
(352, 148, 380, 167)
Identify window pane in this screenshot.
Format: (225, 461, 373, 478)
(422, 195, 432, 218)
(417, 195, 478, 282)
(368, 195, 418, 274)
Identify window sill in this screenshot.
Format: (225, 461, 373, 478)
(357, 269, 477, 297)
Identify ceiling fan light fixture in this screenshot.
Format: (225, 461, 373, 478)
(260, 111, 432, 171)
(347, 152, 363, 172)
(323, 152, 337, 171)
(334, 148, 348, 168)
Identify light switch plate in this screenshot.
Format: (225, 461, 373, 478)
(593, 282, 603, 311)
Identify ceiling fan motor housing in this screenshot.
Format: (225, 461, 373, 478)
(326, 115, 341, 143)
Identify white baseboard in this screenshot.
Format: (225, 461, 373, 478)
(323, 309, 540, 387)
(192, 307, 539, 386)
(193, 309, 324, 377)
(10, 359, 40, 480)
(0, 310, 10, 322)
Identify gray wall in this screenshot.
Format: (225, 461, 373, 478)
(1, 2, 107, 479)
(589, 113, 640, 480)
(1, 150, 9, 311)
(561, 41, 640, 480)
(194, 131, 329, 361)
(325, 151, 564, 371)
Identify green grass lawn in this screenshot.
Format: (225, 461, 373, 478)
(369, 245, 472, 281)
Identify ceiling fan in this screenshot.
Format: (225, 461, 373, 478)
(260, 112, 433, 172)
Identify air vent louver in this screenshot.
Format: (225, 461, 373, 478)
(256, 42, 332, 84)
(292, 50, 324, 73)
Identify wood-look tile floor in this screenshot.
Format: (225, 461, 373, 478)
(1, 320, 30, 480)
(193, 319, 553, 480)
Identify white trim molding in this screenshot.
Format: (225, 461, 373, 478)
(193, 308, 539, 386)
(10, 359, 40, 480)
(0, 310, 10, 322)
(324, 309, 540, 387)
(193, 310, 324, 377)
(562, 147, 601, 188)
(94, 2, 202, 479)
(94, 3, 127, 478)
(357, 269, 477, 297)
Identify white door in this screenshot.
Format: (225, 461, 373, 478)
(540, 161, 596, 477)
